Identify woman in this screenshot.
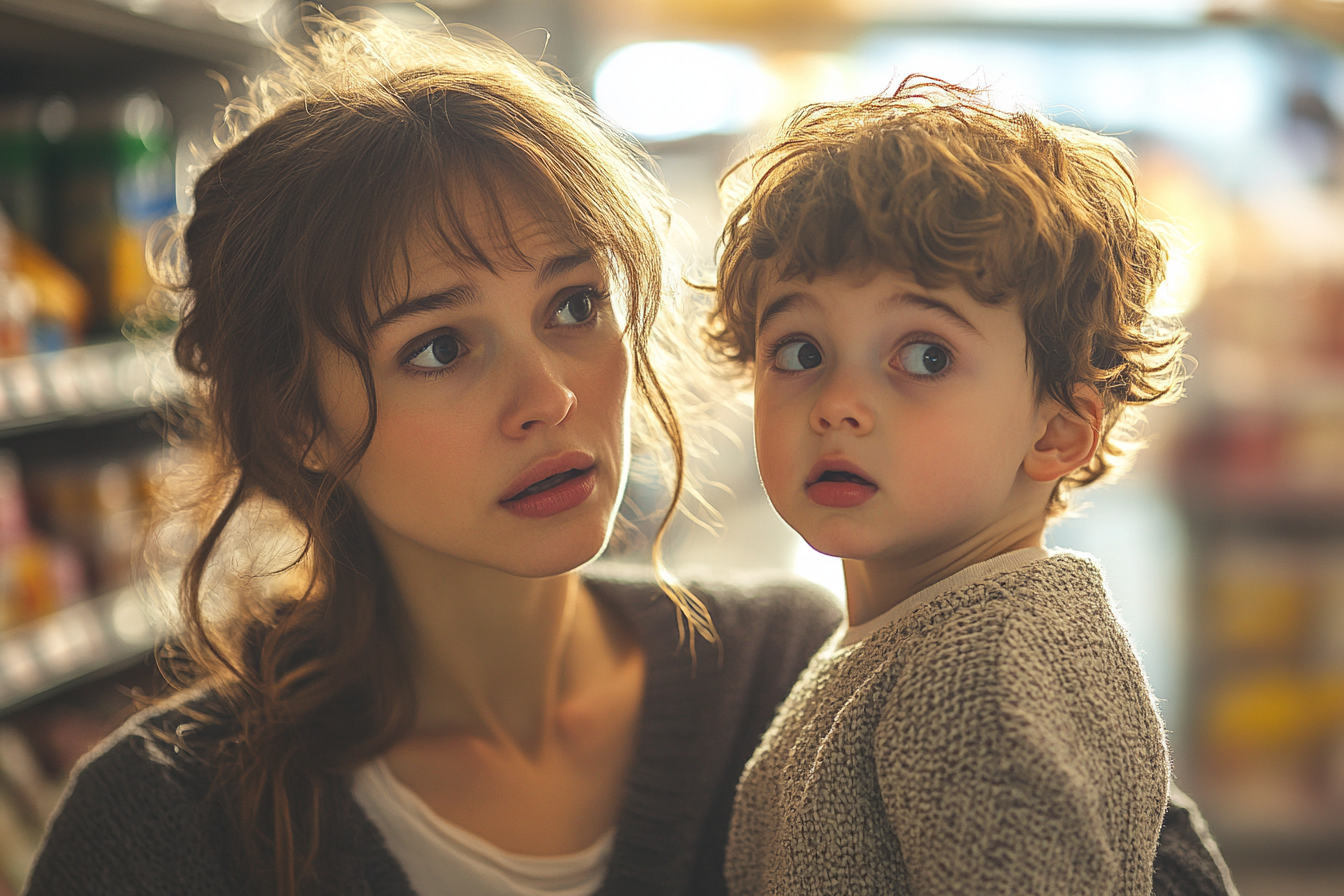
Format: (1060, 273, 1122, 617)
(24, 14, 840, 896)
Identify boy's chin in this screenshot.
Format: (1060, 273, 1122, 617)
(792, 522, 888, 563)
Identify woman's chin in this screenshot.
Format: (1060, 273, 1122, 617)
(490, 529, 615, 579)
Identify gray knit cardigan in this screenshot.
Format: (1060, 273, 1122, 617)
(727, 552, 1216, 896)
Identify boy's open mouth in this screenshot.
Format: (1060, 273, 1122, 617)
(806, 461, 878, 509)
(813, 470, 876, 488)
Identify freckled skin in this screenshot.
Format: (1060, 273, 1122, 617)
(753, 266, 1046, 578)
(317, 217, 632, 580)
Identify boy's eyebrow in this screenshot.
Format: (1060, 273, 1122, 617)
(756, 288, 985, 339)
(756, 291, 814, 334)
(894, 292, 985, 339)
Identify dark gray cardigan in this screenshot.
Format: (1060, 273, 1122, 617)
(24, 570, 844, 896)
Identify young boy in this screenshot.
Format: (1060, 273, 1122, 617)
(709, 78, 1228, 894)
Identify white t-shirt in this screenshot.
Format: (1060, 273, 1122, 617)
(839, 547, 1050, 647)
(351, 758, 613, 896)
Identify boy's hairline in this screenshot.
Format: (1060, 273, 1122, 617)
(752, 267, 997, 343)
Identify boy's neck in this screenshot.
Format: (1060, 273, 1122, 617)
(842, 522, 1046, 628)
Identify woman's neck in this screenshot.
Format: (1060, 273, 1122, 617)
(368, 515, 619, 753)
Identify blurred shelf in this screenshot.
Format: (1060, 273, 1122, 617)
(0, 341, 177, 438)
(0, 0, 269, 67)
(1177, 488, 1344, 531)
(1213, 821, 1344, 864)
(0, 585, 162, 716)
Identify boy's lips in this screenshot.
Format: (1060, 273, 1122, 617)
(805, 457, 877, 508)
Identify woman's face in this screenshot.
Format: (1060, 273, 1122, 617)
(315, 200, 633, 578)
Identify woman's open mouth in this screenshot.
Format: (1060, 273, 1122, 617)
(500, 458, 598, 519)
(806, 466, 877, 509)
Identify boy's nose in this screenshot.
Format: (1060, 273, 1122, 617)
(810, 376, 874, 436)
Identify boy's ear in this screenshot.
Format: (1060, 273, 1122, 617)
(1023, 385, 1103, 483)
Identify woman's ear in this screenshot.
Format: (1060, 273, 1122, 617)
(297, 417, 332, 474)
(1023, 385, 1103, 483)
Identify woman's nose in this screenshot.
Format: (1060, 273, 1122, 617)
(502, 355, 577, 436)
(809, 371, 875, 436)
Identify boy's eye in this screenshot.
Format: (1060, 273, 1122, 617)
(776, 340, 823, 371)
(554, 291, 597, 326)
(406, 334, 461, 370)
(897, 342, 950, 376)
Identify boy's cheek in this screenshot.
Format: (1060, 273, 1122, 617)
(755, 420, 806, 511)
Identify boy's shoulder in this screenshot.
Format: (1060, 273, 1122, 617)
(829, 551, 1140, 719)
(873, 550, 1114, 648)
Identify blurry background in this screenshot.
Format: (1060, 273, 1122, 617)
(1, 0, 1343, 893)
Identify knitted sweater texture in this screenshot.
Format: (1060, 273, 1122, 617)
(25, 569, 843, 896)
(727, 553, 1170, 896)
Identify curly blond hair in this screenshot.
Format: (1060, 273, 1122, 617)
(709, 76, 1187, 513)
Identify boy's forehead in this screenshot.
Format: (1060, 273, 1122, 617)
(755, 264, 885, 325)
(757, 265, 973, 320)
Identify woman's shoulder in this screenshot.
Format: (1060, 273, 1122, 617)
(24, 690, 240, 895)
(55, 688, 218, 802)
(585, 562, 843, 653)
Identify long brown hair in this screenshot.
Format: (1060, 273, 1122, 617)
(153, 11, 709, 893)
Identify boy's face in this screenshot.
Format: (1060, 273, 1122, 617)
(752, 265, 1048, 565)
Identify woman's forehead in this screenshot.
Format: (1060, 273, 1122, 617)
(406, 219, 595, 279)
(361, 212, 599, 320)
(416, 185, 591, 266)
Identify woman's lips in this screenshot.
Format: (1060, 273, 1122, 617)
(805, 459, 877, 509)
(500, 450, 597, 519)
(501, 466, 596, 518)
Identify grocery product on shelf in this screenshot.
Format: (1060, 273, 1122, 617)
(0, 100, 46, 247)
(2, 90, 174, 339)
(0, 453, 87, 632)
(11, 234, 90, 355)
(1193, 539, 1344, 838)
(26, 453, 157, 598)
(52, 93, 174, 332)
(0, 443, 168, 636)
(0, 203, 91, 356)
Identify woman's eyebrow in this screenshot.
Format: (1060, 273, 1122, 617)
(372, 252, 595, 332)
(373, 284, 480, 332)
(535, 251, 596, 285)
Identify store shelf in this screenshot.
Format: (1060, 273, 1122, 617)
(0, 341, 177, 437)
(0, 586, 163, 715)
(0, 0, 268, 67)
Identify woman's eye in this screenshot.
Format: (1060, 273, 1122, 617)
(554, 291, 597, 326)
(406, 334, 461, 370)
(775, 340, 823, 371)
(897, 342, 950, 376)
